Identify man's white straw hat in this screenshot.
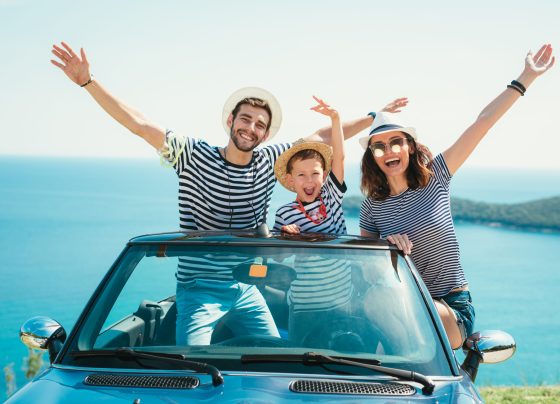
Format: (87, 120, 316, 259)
(358, 112, 417, 150)
(222, 87, 282, 141)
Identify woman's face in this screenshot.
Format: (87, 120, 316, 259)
(368, 131, 413, 179)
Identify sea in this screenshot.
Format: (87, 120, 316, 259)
(1, 155, 559, 397)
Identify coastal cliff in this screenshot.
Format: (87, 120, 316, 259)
(343, 195, 560, 233)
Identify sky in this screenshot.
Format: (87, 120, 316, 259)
(1, 0, 559, 168)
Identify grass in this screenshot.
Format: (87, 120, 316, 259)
(480, 386, 560, 403)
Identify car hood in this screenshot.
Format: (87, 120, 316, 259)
(8, 367, 481, 403)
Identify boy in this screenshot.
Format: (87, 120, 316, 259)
(273, 96, 347, 235)
(273, 97, 351, 347)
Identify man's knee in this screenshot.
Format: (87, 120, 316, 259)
(176, 314, 218, 345)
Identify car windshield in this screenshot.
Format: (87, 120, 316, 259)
(61, 242, 452, 376)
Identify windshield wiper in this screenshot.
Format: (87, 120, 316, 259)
(241, 352, 434, 395)
(72, 347, 224, 386)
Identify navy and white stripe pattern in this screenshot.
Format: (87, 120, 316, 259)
(274, 172, 351, 312)
(359, 154, 467, 298)
(273, 172, 347, 234)
(165, 131, 291, 282)
(287, 253, 353, 313)
(369, 124, 406, 136)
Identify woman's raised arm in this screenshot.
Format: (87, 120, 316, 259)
(443, 44, 555, 175)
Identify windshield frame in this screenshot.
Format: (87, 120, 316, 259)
(403, 255, 459, 375)
(56, 235, 460, 376)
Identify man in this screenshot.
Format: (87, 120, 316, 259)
(51, 41, 407, 345)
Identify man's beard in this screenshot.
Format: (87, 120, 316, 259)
(230, 127, 262, 152)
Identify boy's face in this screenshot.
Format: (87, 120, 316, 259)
(286, 158, 327, 203)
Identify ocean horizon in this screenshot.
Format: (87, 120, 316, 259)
(1, 156, 559, 397)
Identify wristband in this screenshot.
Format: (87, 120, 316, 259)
(511, 79, 527, 93)
(507, 84, 524, 96)
(368, 111, 376, 121)
(80, 75, 94, 88)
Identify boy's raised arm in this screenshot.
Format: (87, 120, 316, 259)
(310, 96, 344, 183)
(51, 41, 165, 150)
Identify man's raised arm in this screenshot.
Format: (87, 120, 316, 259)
(304, 97, 408, 143)
(51, 42, 165, 150)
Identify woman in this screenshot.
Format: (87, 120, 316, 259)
(359, 44, 554, 349)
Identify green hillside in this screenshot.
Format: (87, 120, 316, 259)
(343, 196, 560, 232)
(480, 386, 560, 403)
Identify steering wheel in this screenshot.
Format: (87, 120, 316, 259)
(301, 316, 394, 355)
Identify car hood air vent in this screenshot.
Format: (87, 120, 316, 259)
(84, 374, 199, 389)
(290, 380, 416, 396)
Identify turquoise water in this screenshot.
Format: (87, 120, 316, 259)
(1, 156, 559, 394)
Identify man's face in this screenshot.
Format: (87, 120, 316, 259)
(227, 104, 271, 152)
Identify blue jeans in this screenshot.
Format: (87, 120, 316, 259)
(441, 290, 475, 340)
(175, 279, 280, 345)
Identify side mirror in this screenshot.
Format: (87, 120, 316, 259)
(461, 330, 516, 381)
(20, 316, 67, 363)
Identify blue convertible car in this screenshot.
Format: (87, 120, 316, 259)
(12, 231, 514, 402)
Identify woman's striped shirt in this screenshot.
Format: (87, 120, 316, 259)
(359, 154, 467, 298)
(274, 172, 352, 312)
(165, 131, 291, 282)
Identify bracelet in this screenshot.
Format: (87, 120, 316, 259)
(80, 74, 94, 88)
(507, 84, 524, 96)
(368, 111, 376, 120)
(511, 79, 527, 93)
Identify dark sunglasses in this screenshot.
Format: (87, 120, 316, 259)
(369, 137, 407, 158)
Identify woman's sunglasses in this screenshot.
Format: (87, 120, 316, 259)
(369, 137, 407, 158)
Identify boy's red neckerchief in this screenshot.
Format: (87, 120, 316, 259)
(296, 196, 327, 225)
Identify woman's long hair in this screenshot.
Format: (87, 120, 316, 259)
(360, 134, 434, 200)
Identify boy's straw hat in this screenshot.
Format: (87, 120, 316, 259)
(274, 141, 333, 191)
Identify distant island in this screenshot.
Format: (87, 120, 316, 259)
(343, 195, 560, 233)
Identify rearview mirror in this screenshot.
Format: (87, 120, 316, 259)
(232, 261, 296, 291)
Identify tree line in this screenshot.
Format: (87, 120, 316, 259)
(343, 196, 560, 232)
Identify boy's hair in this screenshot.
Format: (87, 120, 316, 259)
(286, 149, 326, 173)
(231, 97, 272, 131)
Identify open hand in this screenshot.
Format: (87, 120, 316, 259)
(524, 44, 555, 77)
(310, 96, 339, 119)
(387, 233, 413, 255)
(281, 224, 301, 234)
(381, 97, 409, 114)
(50, 42, 91, 86)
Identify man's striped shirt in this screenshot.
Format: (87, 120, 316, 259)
(359, 154, 467, 298)
(165, 132, 290, 282)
